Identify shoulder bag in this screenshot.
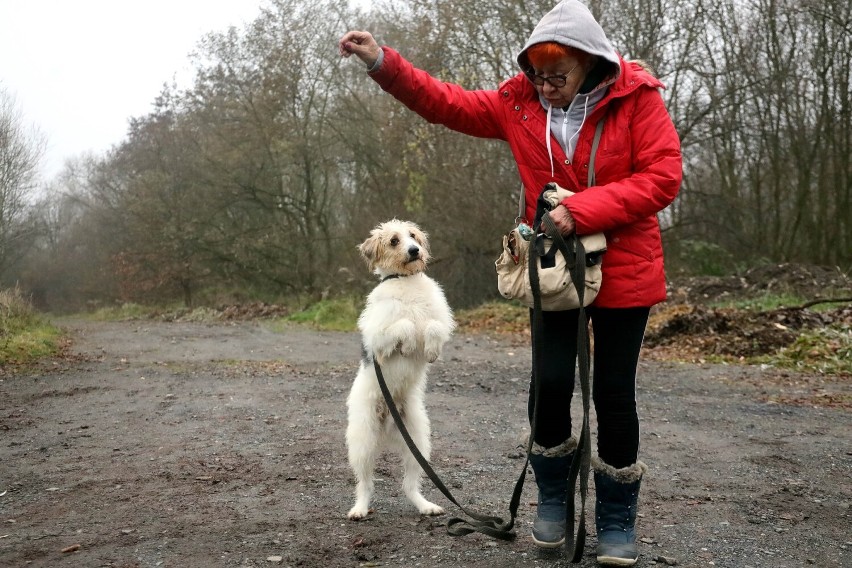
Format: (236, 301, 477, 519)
(495, 118, 607, 310)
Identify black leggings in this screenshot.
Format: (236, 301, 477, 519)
(527, 306, 650, 469)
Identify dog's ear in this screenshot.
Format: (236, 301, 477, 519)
(358, 232, 381, 269)
(412, 226, 430, 257)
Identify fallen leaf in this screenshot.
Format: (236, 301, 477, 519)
(61, 544, 81, 553)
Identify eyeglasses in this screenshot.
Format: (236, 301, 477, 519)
(525, 64, 579, 88)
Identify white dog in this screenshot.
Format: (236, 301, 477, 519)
(346, 219, 456, 520)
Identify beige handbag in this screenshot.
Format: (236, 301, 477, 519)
(495, 120, 607, 311)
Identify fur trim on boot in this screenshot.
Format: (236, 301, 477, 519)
(591, 456, 647, 483)
(530, 435, 578, 457)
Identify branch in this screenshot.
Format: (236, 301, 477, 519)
(794, 297, 852, 309)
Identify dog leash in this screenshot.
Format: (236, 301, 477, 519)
(523, 116, 605, 562)
(373, 118, 603, 549)
(371, 233, 590, 548)
(371, 222, 592, 547)
(372, 357, 524, 540)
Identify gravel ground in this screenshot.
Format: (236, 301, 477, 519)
(0, 319, 849, 567)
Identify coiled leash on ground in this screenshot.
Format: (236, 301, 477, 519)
(372, 357, 522, 540)
(372, 212, 592, 552)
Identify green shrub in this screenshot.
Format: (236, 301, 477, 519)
(284, 297, 362, 331)
(0, 288, 62, 365)
(759, 326, 852, 375)
(87, 303, 152, 321)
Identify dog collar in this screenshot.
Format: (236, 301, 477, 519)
(381, 274, 402, 283)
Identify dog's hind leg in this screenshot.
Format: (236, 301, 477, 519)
(346, 402, 381, 520)
(395, 395, 445, 516)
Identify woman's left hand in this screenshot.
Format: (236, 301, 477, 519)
(548, 204, 576, 236)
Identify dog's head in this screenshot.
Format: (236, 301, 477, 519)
(358, 219, 430, 277)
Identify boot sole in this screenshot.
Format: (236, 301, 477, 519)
(596, 554, 637, 566)
(532, 535, 565, 549)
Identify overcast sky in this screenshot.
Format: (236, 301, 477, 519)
(0, 0, 270, 180)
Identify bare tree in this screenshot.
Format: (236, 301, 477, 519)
(12, 0, 852, 311)
(0, 88, 45, 282)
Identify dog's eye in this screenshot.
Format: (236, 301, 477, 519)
(410, 232, 416, 240)
(390, 237, 399, 247)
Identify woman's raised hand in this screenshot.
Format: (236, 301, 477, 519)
(338, 30, 382, 68)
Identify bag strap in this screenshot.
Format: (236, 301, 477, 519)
(588, 117, 605, 187)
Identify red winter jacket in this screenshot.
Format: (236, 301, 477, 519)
(369, 47, 682, 308)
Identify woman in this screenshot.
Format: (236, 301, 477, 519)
(339, 0, 681, 565)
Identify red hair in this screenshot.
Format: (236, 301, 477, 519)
(526, 42, 584, 68)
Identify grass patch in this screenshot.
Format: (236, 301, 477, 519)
(0, 288, 63, 365)
(277, 298, 532, 335)
(709, 291, 850, 313)
(756, 326, 852, 375)
(283, 297, 362, 332)
(710, 292, 808, 311)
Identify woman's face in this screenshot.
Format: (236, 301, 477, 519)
(528, 55, 586, 109)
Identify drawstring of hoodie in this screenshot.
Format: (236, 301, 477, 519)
(567, 96, 590, 159)
(546, 105, 555, 178)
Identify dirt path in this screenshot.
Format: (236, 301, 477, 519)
(1, 319, 849, 567)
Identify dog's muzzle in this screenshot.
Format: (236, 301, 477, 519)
(407, 246, 420, 261)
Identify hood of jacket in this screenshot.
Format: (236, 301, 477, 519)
(517, 0, 620, 93)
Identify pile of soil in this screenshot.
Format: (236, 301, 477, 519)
(645, 304, 852, 359)
(645, 264, 852, 360)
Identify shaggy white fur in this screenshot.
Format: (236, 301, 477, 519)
(346, 220, 456, 520)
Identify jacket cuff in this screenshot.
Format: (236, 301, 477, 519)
(367, 48, 385, 73)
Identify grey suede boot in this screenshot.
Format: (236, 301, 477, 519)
(528, 437, 577, 548)
(593, 457, 648, 566)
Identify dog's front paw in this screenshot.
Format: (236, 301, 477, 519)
(424, 321, 449, 363)
(425, 345, 442, 363)
(398, 337, 417, 357)
(424, 336, 446, 363)
(418, 502, 445, 517)
(347, 505, 372, 521)
(374, 346, 395, 366)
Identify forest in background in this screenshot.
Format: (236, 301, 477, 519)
(1, 0, 850, 312)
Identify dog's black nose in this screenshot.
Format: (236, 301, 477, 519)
(408, 245, 420, 258)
